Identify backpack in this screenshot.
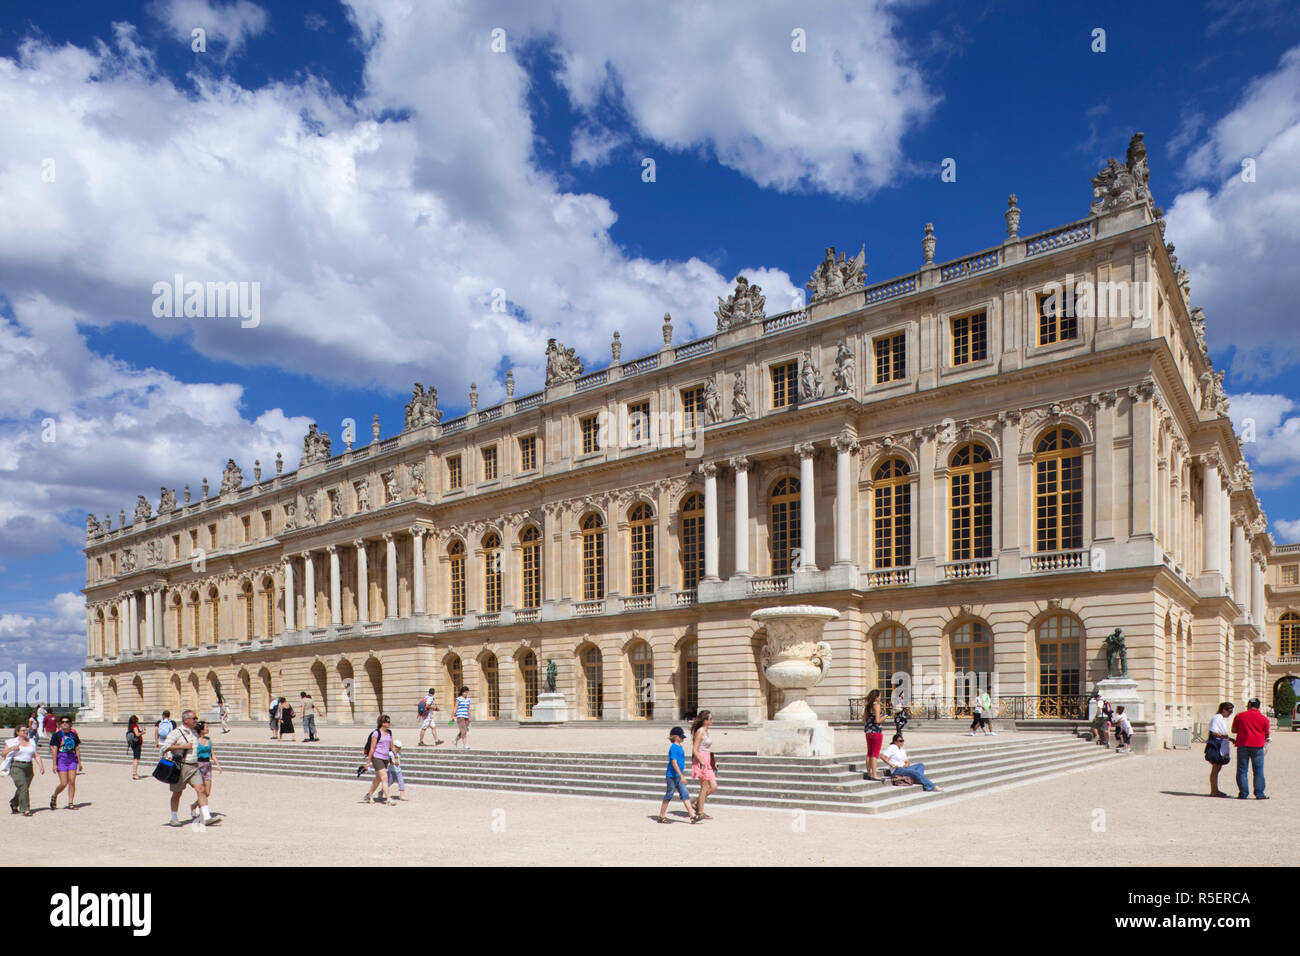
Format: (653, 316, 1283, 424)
(417, 700, 428, 716)
(361, 729, 382, 755)
(269, 703, 278, 718)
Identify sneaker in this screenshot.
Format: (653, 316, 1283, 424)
(967, 732, 976, 736)
(1256, 795, 1269, 800)
(203, 815, 222, 826)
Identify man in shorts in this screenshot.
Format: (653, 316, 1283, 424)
(161, 710, 220, 826)
(417, 688, 443, 746)
(154, 710, 175, 749)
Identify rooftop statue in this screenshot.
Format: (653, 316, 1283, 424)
(301, 423, 332, 465)
(544, 339, 584, 387)
(404, 382, 443, 430)
(806, 245, 866, 302)
(715, 276, 766, 331)
(134, 495, 152, 523)
(1090, 132, 1153, 215)
(219, 459, 243, 494)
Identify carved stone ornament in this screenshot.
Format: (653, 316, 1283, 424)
(732, 371, 750, 418)
(301, 424, 332, 464)
(219, 459, 243, 494)
(1089, 132, 1153, 215)
(806, 245, 866, 302)
(159, 487, 176, 513)
(703, 378, 722, 424)
(86, 513, 102, 539)
(922, 222, 936, 265)
(354, 479, 369, 512)
(303, 494, 317, 525)
(1190, 307, 1208, 356)
(404, 383, 443, 430)
(798, 352, 824, 401)
(544, 338, 584, 386)
(611, 331, 621, 363)
(410, 462, 425, 496)
(715, 276, 766, 331)
(1005, 194, 1021, 238)
(329, 490, 342, 520)
(383, 470, 399, 504)
(284, 501, 297, 530)
(134, 495, 152, 523)
(832, 341, 855, 395)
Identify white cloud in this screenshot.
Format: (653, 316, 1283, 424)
(1165, 45, 1300, 382)
(0, 592, 86, 682)
(1228, 391, 1300, 499)
(1274, 518, 1300, 543)
(150, 0, 269, 59)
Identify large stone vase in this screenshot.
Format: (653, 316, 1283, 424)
(752, 605, 839, 756)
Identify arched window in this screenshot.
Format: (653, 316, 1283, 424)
(1034, 427, 1083, 553)
(482, 653, 500, 718)
(188, 591, 200, 647)
(873, 459, 911, 568)
(448, 541, 466, 617)
(1037, 615, 1082, 710)
(581, 513, 605, 601)
(629, 640, 654, 719)
(520, 650, 538, 718)
(681, 639, 699, 719)
(679, 494, 705, 590)
(581, 645, 603, 718)
(629, 503, 655, 596)
(109, 607, 119, 656)
(207, 587, 219, 644)
(242, 581, 254, 640)
(951, 620, 991, 709)
(520, 526, 541, 609)
(483, 532, 502, 614)
(950, 443, 993, 560)
(1281, 612, 1300, 658)
(95, 610, 105, 658)
(447, 655, 463, 697)
(874, 626, 911, 697)
(770, 477, 801, 575)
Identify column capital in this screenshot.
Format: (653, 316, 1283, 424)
(795, 441, 816, 460)
(326, 544, 338, 555)
(697, 462, 718, 479)
(830, 431, 859, 454)
(352, 538, 366, 549)
(280, 555, 292, 567)
(298, 550, 312, 560)
(383, 531, 395, 543)
(409, 525, 426, 539)
(728, 456, 751, 473)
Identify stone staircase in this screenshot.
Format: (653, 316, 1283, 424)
(77, 734, 1118, 816)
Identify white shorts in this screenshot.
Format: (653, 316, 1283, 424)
(421, 715, 436, 729)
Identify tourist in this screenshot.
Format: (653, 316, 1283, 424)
(862, 689, 884, 781)
(269, 696, 282, 740)
(27, 711, 39, 747)
(967, 693, 984, 736)
(161, 709, 220, 826)
(189, 721, 223, 818)
(48, 716, 82, 810)
(34, 704, 47, 745)
(418, 688, 443, 746)
(126, 716, 145, 779)
(978, 688, 994, 735)
(881, 733, 942, 792)
(454, 686, 472, 749)
(279, 697, 297, 742)
(300, 692, 323, 742)
(42, 708, 58, 739)
(690, 710, 718, 820)
(3, 725, 44, 816)
(1091, 698, 1113, 747)
(363, 714, 396, 805)
(1230, 697, 1271, 800)
(218, 699, 231, 734)
(387, 737, 406, 800)
(1113, 706, 1133, 753)
(891, 686, 910, 736)
(1206, 702, 1234, 797)
(155, 710, 175, 749)
(657, 726, 697, 823)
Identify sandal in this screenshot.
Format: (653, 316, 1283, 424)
(50, 797, 57, 810)
(656, 816, 670, 824)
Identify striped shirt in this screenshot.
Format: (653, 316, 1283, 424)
(455, 695, 471, 719)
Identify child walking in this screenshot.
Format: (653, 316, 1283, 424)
(657, 727, 698, 824)
(387, 738, 407, 800)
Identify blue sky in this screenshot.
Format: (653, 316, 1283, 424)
(2, 0, 1299, 676)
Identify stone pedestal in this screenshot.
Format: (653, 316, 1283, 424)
(527, 692, 568, 725)
(1092, 677, 1144, 722)
(759, 719, 835, 757)
(752, 605, 840, 757)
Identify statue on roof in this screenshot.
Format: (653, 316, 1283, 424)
(544, 339, 584, 386)
(134, 495, 152, 523)
(1090, 132, 1153, 215)
(806, 245, 866, 302)
(715, 276, 766, 331)
(301, 424, 332, 465)
(404, 383, 443, 430)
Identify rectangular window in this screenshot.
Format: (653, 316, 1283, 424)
(518, 435, 536, 472)
(450, 555, 465, 617)
(770, 361, 799, 409)
(682, 386, 705, 428)
(581, 415, 600, 455)
(96, 557, 103, 579)
(1284, 565, 1299, 586)
(1037, 288, 1079, 346)
(951, 310, 988, 366)
(261, 510, 272, 538)
(481, 445, 498, 482)
(208, 524, 218, 549)
(521, 539, 541, 609)
(190, 529, 198, 551)
(875, 333, 906, 384)
(447, 455, 462, 490)
(241, 516, 251, 543)
(627, 400, 651, 445)
(171, 535, 180, 559)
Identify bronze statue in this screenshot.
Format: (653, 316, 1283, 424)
(1104, 627, 1128, 679)
(545, 658, 558, 694)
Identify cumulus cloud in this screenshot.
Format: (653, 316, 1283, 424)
(1273, 518, 1300, 543)
(0, 592, 86, 688)
(149, 0, 269, 59)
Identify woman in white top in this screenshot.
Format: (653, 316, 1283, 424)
(1206, 702, 1235, 797)
(3, 725, 46, 816)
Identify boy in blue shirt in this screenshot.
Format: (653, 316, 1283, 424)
(658, 726, 698, 824)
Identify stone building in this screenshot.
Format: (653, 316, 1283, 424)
(81, 134, 1276, 744)
(1265, 544, 1300, 700)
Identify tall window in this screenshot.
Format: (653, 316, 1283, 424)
(261, 510, 272, 537)
(874, 333, 906, 384)
(243, 582, 254, 640)
(1034, 427, 1083, 552)
(630, 641, 654, 719)
(581, 513, 605, 600)
(951, 310, 988, 366)
(448, 541, 466, 616)
(873, 459, 912, 568)
(681, 639, 698, 719)
(1283, 565, 1299, 586)
(482, 532, 501, 613)
(1037, 615, 1082, 701)
(447, 455, 463, 491)
(950, 443, 993, 560)
(582, 645, 603, 718)
(447, 655, 463, 697)
(580, 415, 600, 455)
(627, 400, 651, 445)
(952, 620, 992, 708)
(874, 626, 911, 697)
(769, 477, 801, 575)
(1281, 612, 1300, 658)
(520, 526, 541, 609)
(481, 445, 498, 482)
(629, 503, 655, 595)
(520, 650, 539, 717)
(482, 653, 500, 718)
(242, 515, 251, 542)
(770, 360, 798, 409)
(208, 588, 219, 643)
(188, 592, 200, 647)
(680, 493, 705, 589)
(682, 386, 705, 428)
(518, 435, 537, 472)
(262, 578, 275, 638)
(1037, 288, 1079, 345)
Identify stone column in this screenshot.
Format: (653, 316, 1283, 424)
(701, 462, 719, 580)
(328, 545, 342, 626)
(1201, 457, 1222, 574)
(796, 442, 817, 571)
(302, 552, 316, 627)
(144, 589, 155, 649)
(283, 557, 295, 632)
(411, 528, 426, 615)
(1220, 484, 1232, 586)
(354, 539, 369, 623)
(155, 590, 165, 645)
(1231, 518, 1248, 608)
(730, 457, 750, 577)
(831, 433, 856, 566)
(127, 592, 139, 651)
(385, 532, 398, 618)
(1251, 556, 1264, 627)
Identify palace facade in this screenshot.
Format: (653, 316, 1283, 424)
(81, 134, 1278, 744)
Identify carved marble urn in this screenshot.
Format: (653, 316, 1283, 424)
(752, 605, 839, 722)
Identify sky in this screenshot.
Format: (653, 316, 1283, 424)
(1, 0, 1299, 678)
